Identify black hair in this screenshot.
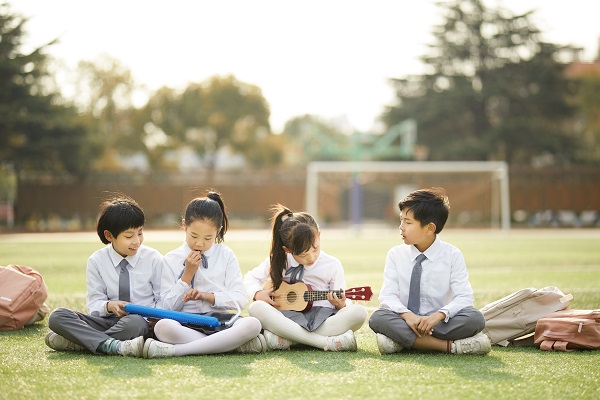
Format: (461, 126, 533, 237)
(268, 204, 319, 290)
(184, 190, 228, 243)
(96, 194, 145, 244)
(398, 187, 450, 234)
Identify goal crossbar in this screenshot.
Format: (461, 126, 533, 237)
(306, 161, 510, 231)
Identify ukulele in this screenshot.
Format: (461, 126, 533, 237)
(263, 281, 372, 311)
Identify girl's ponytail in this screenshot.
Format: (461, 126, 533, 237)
(207, 190, 228, 242)
(269, 204, 293, 290)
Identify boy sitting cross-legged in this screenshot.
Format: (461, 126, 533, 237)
(369, 187, 491, 355)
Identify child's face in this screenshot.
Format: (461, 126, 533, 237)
(287, 233, 321, 267)
(107, 226, 144, 258)
(399, 209, 434, 250)
(184, 219, 220, 254)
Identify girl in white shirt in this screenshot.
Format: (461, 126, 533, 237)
(142, 191, 264, 358)
(244, 204, 367, 351)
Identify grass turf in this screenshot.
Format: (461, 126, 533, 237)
(1, 228, 599, 400)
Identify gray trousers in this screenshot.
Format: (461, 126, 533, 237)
(369, 307, 485, 349)
(48, 307, 149, 354)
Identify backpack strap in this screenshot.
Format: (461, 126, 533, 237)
(540, 340, 555, 351)
(539, 340, 573, 351)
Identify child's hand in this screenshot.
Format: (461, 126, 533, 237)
(180, 251, 203, 284)
(327, 288, 346, 310)
(255, 289, 280, 308)
(183, 288, 202, 302)
(415, 313, 443, 336)
(183, 289, 215, 305)
(107, 300, 128, 317)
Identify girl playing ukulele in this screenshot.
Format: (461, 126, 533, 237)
(244, 204, 368, 351)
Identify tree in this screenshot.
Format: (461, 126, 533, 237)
(0, 4, 98, 178)
(383, 0, 578, 165)
(143, 75, 273, 169)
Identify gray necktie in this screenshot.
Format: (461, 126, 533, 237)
(286, 264, 304, 284)
(118, 259, 131, 302)
(407, 254, 427, 314)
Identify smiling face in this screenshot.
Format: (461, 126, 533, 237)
(285, 233, 321, 267)
(105, 226, 144, 257)
(399, 209, 436, 253)
(183, 219, 221, 253)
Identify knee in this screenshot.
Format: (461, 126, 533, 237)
(154, 318, 178, 336)
(248, 300, 270, 318)
(121, 314, 149, 336)
(473, 310, 486, 332)
(368, 309, 387, 331)
(48, 307, 71, 330)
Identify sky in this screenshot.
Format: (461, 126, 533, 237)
(7, 0, 600, 133)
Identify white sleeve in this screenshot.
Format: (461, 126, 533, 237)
(243, 257, 270, 299)
(378, 250, 408, 314)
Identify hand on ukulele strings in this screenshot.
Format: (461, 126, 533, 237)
(327, 288, 346, 310)
(255, 289, 280, 308)
(107, 300, 128, 317)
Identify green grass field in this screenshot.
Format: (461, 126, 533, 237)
(1, 228, 599, 400)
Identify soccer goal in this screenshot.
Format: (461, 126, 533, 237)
(305, 161, 510, 231)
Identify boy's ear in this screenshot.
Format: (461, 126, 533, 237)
(428, 222, 437, 234)
(282, 246, 291, 254)
(103, 230, 114, 242)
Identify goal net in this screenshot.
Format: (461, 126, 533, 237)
(306, 161, 510, 231)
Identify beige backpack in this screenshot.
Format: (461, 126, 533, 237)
(0, 264, 49, 330)
(480, 286, 572, 346)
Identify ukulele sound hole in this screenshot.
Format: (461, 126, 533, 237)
(286, 291, 297, 303)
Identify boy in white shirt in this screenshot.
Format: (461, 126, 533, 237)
(45, 195, 162, 357)
(369, 188, 491, 355)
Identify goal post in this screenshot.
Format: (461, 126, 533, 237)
(306, 161, 510, 232)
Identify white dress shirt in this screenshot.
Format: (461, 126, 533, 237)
(86, 244, 163, 317)
(244, 250, 349, 309)
(378, 236, 474, 321)
(161, 242, 248, 313)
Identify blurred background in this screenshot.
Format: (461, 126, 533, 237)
(1, 0, 599, 232)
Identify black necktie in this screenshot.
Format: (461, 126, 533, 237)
(178, 253, 208, 288)
(118, 258, 130, 302)
(407, 254, 427, 314)
(286, 264, 304, 284)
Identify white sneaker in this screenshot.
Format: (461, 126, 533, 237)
(143, 338, 175, 358)
(45, 332, 86, 352)
(116, 336, 145, 357)
(451, 332, 492, 355)
(325, 330, 357, 352)
(376, 333, 404, 354)
(263, 330, 292, 350)
(237, 334, 267, 353)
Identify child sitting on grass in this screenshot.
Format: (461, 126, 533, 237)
(45, 194, 163, 357)
(369, 187, 491, 355)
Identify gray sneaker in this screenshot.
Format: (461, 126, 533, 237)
(263, 330, 292, 350)
(45, 332, 86, 352)
(116, 336, 145, 357)
(325, 330, 357, 352)
(451, 332, 492, 355)
(376, 333, 404, 354)
(143, 338, 175, 358)
(237, 334, 267, 353)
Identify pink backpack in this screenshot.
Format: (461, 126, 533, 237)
(534, 309, 600, 351)
(0, 264, 49, 330)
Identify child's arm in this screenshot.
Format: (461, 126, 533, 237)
(440, 250, 475, 320)
(86, 257, 111, 317)
(243, 257, 280, 307)
(378, 250, 409, 313)
(160, 254, 188, 311)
